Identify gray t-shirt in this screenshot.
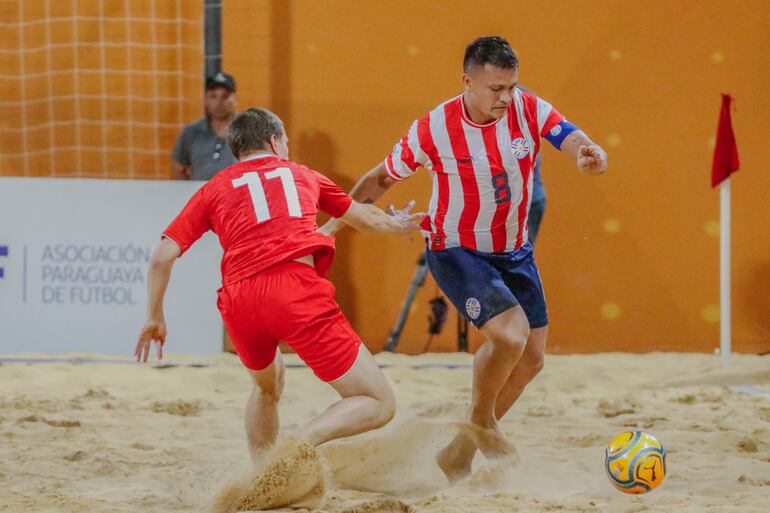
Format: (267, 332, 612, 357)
(171, 118, 237, 181)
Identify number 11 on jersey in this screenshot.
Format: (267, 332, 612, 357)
(232, 167, 302, 222)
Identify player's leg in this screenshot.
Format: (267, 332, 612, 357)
(439, 321, 544, 481)
(426, 248, 527, 481)
(427, 247, 531, 435)
(218, 277, 285, 461)
(278, 262, 396, 446)
(446, 324, 546, 428)
(244, 348, 285, 460)
(493, 247, 549, 419)
(494, 325, 547, 420)
(471, 306, 530, 431)
(435, 306, 529, 482)
(297, 344, 396, 446)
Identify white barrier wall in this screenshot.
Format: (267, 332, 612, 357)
(0, 178, 223, 356)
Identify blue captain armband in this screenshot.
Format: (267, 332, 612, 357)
(544, 119, 579, 149)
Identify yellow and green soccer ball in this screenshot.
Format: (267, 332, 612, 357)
(605, 431, 667, 494)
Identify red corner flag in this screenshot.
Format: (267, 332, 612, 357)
(711, 93, 740, 188)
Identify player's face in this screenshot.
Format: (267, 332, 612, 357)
(204, 87, 237, 121)
(463, 64, 519, 122)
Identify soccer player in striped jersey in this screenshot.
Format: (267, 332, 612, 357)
(323, 36, 607, 482)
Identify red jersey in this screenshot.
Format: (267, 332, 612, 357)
(163, 154, 352, 285)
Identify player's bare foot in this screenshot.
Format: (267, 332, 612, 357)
(467, 423, 520, 463)
(436, 440, 474, 485)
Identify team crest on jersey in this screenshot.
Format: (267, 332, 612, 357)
(550, 124, 562, 137)
(465, 297, 481, 320)
(511, 137, 530, 159)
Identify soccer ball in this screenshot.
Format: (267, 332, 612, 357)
(605, 431, 667, 494)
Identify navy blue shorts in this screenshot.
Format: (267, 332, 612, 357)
(425, 242, 548, 329)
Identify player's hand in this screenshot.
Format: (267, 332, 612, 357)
(577, 144, 607, 175)
(135, 319, 166, 363)
(387, 200, 426, 235)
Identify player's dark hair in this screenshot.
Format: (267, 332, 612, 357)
(227, 108, 285, 158)
(463, 36, 519, 73)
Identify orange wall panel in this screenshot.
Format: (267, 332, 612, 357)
(0, 1, 767, 354)
(227, 0, 770, 354)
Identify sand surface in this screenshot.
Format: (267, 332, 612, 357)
(1, 351, 769, 512)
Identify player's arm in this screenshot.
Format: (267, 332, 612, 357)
(533, 92, 607, 176)
(135, 238, 181, 363)
(558, 130, 608, 176)
(171, 159, 190, 180)
(339, 200, 424, 235)
(170, 127, 192, 180)
(313, 167, 420, 236)
(136, 185, 211, 362)
(348, 162, 397, 204)
(319, 162, 396, 236)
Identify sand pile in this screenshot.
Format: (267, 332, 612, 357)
(211, 436, 328, 512)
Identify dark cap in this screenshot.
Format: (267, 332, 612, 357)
(205, 71, 236, 92)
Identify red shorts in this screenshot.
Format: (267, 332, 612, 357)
(217, 261, 362, 382)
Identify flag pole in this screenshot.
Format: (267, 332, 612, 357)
(713, 93, 738, 366)
(720, 178, 731, 366)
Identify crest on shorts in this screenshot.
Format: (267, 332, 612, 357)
(465, 297, 481, 320)
(511, 137, 530, 159)
(549, 124, 562, 137)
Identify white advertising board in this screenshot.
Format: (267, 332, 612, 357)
(0, 178, 223, 356)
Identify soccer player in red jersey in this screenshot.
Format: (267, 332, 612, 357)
(135, 108, 423, 459)
(324, 36, 608, 482)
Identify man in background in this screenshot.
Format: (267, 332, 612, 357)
(171, 71, 238, 180)
(528, 155, 546, 244)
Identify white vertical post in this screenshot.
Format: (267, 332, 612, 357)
(720, 179, 731, 365)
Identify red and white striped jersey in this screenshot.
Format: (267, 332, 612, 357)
(384, 88, 564, 253)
